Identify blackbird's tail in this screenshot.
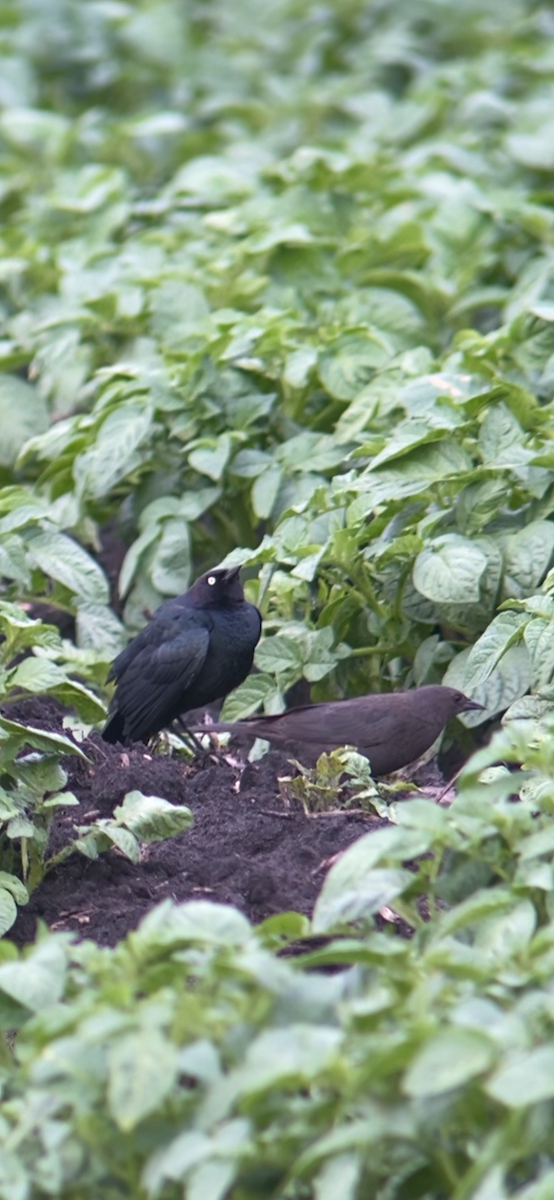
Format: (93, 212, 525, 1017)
(102, 709, 126, 744)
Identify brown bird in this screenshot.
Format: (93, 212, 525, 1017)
(192, 685, 483, 776)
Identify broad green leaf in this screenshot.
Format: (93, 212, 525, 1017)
(76, 603, 126, 656)
(0, 888, 17, 936)
(0, 374, 48, 466)
(7, 658, 107, 721)
(75, 404, 153, 498)
(444, 642, 531, 721)
(319, 334, 391, 401)
(255, 636, 303, 678)
(8, 657, 66, 693)
(115, 791, 193, 841)
(436, 888, 517, 938)
(313, 867, 413, 933)
(118, 525, 160, 600)
(404, 1029, 494, 1097)
(27, 531, 109, 604)
(108, 1031, 177, 1129)
(219, 674, 279, 720)
(0, 940, 66, 1010)
(143, 1132, 210, 1192)
(314, 1154, 361, 1200)
(105, 825, 141, 862)
(478, 403, 525, 464)
(357, 440, 473, 508)
(413, 535, 488, 604)
(0, 716, 86, 757)
(135, 900, 252, 945)
(150, 518, 191, 594)
(455, 611, 525, 689)
(235, 1025, 343, 1093)
(284, 347, 317, 388)
(369, 421, 450, 470)
(189, 435, 232, 481)
(0, 873, 28, 905)
(486, 1045, 554, 1108)
(188, 1161, 236, 1200)
(252, 466, 282, 520)
(503, 521, 554, 598)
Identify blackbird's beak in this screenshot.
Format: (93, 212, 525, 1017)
(224, 565, 241, 582)
(463, 697, 485, 712)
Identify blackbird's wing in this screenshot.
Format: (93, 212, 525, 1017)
(110, 623, 210, 739)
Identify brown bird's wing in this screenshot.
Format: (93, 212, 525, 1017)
(242, 697, 396, 748)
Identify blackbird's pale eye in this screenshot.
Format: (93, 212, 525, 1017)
(207, 576, 216, 586)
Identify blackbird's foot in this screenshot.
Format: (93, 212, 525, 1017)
(173, 719, 207, 755)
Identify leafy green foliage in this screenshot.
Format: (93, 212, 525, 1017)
(0, 0, 554, 716)
(0, 607, 194, 931)
(5, 720, 554, 1197)
(279, 748, 381, 814)
(6, 2, 554, 1191)
(57, 789, 194, 867)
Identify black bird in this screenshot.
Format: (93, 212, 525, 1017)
(192, 686, 483, 776)
(102, 566, 261, 745)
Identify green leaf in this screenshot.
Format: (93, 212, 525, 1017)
(187, 1162, 236, 1200)
(413, 534, 488, 604)
(486, 1045, 554, 1108)
(108, 1031, 177, 1130)
(0, 940, 66, 1011)
(454, 611, 525, 689)
(313, 867, 413, 933)
(134, 900, 252, 946)
(319, 334, 391, 401)
(235, 1025, 343, 1093)
(255, 636, 303, 679)
(189, 435, 232, 481)
(0, 374, 48, 466)
(444, 641, 531, 720)
(76, 603, 126, 656)
(76, 403, 153, 498)
(404, 1029, 495, 1097)
(0, 872, 28, 905)
(27, 531, 109, 604)
(0, 888, 17, 936)
(150, 518, 191, 594)
(252, 466, 282, 520)
(503, 521, 554, 598)
(115, 791, 193, 841)
(104, 825, 141, 862)
(0, 716, 86, 758)
(219, 675, 278, 720)
(314, 1154, 361, 1200)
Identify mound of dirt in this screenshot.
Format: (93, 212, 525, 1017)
(8, 697, 397, 947)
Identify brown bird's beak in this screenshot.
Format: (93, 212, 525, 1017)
(463, 697, 485, 712)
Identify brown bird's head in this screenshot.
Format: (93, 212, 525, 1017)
(421, 685, 484, 720)
(187, 565, 245, 607)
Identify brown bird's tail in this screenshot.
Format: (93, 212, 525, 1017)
(191, 721, 256, 740)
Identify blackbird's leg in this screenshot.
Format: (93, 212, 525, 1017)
(173, 718, 206, 754)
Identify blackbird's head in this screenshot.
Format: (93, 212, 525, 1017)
(189, 565, 245, 606)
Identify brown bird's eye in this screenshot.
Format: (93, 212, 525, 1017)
(207, 576, 216, 586)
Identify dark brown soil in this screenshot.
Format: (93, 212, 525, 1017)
(6, 696, 452, 949)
